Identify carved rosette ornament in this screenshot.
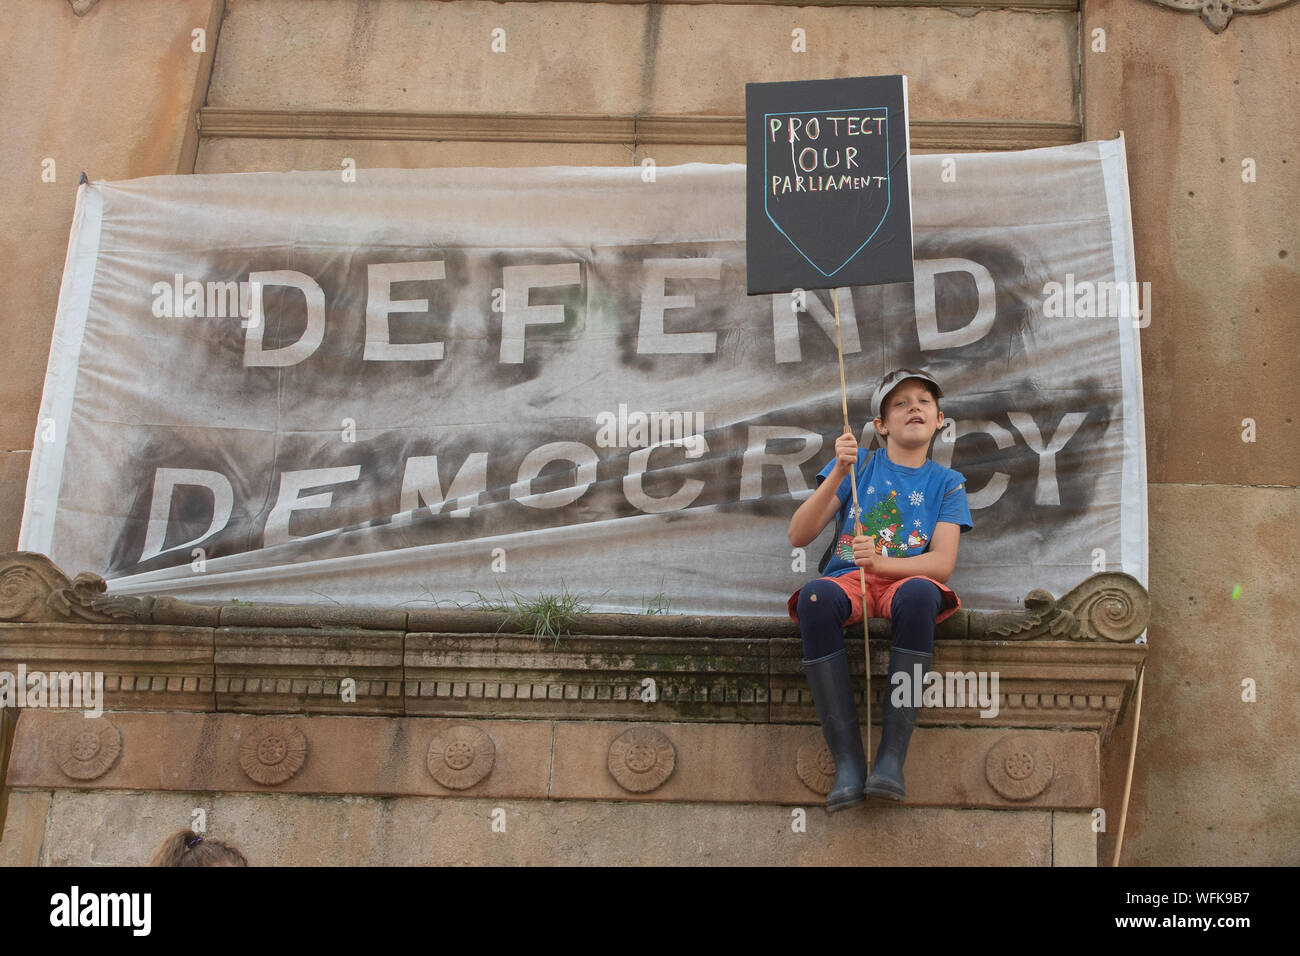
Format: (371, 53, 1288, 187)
(427, 724, 496, 790)
(55, 717, 122, 781)
(795, 738, 836, 796)
(239, 721, 308, 786)
(607, 727, 676, 793)
(985, 735, 1054, 801)
(1138, 0, 1298, 34)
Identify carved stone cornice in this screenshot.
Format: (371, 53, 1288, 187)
(0, 554, 1146, 738)
(196, 108, 1081, 153)
(215, 627, 405, 716)
(0, 625, 1143, 738)
(404, 631, 771, 722)
(0, 623, 216, 712)
(1136, 0, 1298, 34)
(770, 637, 1144, 740)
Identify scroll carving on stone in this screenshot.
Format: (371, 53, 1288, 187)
(982, 572, 1149, 642)
(795, 737, 836, 796)
(0, 552, 76, 623)
(239, 720, 308, 786)
(0, 560, 51, 622)
(1138, 0, 1298, 34)
(55, 716, 122, 780)
(0, 553, 148, 624)
(607, 727, 676, 793)
(985, 735, 1054, 801)
(49, 571, 150, 624)
(427, 724, 496, 790)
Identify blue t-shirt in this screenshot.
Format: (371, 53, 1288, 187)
(818, 448, 973, 578)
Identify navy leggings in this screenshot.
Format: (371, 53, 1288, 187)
(796, 577, 942, 659)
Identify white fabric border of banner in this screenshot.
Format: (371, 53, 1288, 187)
(1099, 134, 1150, 598)
(19, 183, 103, 555)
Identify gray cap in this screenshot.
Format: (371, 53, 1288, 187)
(870, 368, 944, 421)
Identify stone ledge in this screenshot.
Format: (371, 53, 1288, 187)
(1, 554, 1147, 644)
(0, 624, 1143, 735)
(404, 608, 799, 639)
(218, 604, 407, 631)
(196, 108, 1082, 152)
(0, 623, 215, 712)
(215, 628, 406, 716)
(772, 639, 1145, 740)
(405, 632, 770, 722)
(0, 556, 1147, 736)
(5, 710, 1099, 810)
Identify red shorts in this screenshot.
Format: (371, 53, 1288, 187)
(786, 571, 960, 628)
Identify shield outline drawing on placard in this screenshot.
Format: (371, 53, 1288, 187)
(762, 107, 892, 280)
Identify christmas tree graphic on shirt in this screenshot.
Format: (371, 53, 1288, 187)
(835, 489, 928, 562)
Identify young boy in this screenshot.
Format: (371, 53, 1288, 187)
(787, 368, 973, 810)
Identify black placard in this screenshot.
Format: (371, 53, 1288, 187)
(745, 75, 913, 295)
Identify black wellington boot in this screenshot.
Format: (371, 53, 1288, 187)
(802, 648, 867, 812)
(862, 646, 931, 802)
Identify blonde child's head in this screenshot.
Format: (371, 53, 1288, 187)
(868, 367, 944, 448)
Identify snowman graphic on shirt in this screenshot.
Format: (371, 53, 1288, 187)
(874, 522, 902, 555)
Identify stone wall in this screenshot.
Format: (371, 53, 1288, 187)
(1, 790, 1098, 867)
(1080, 0, 1299, 866)
(0, 0, 222, 550)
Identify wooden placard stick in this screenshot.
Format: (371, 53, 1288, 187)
(831, 287, 872, 770)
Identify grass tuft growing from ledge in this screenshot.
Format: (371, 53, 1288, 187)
(462, 585, 595, 645)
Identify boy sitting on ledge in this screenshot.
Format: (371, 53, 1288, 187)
(786, 368, 973, 810)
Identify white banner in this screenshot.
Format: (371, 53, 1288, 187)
(21, 141, 1146, 616)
